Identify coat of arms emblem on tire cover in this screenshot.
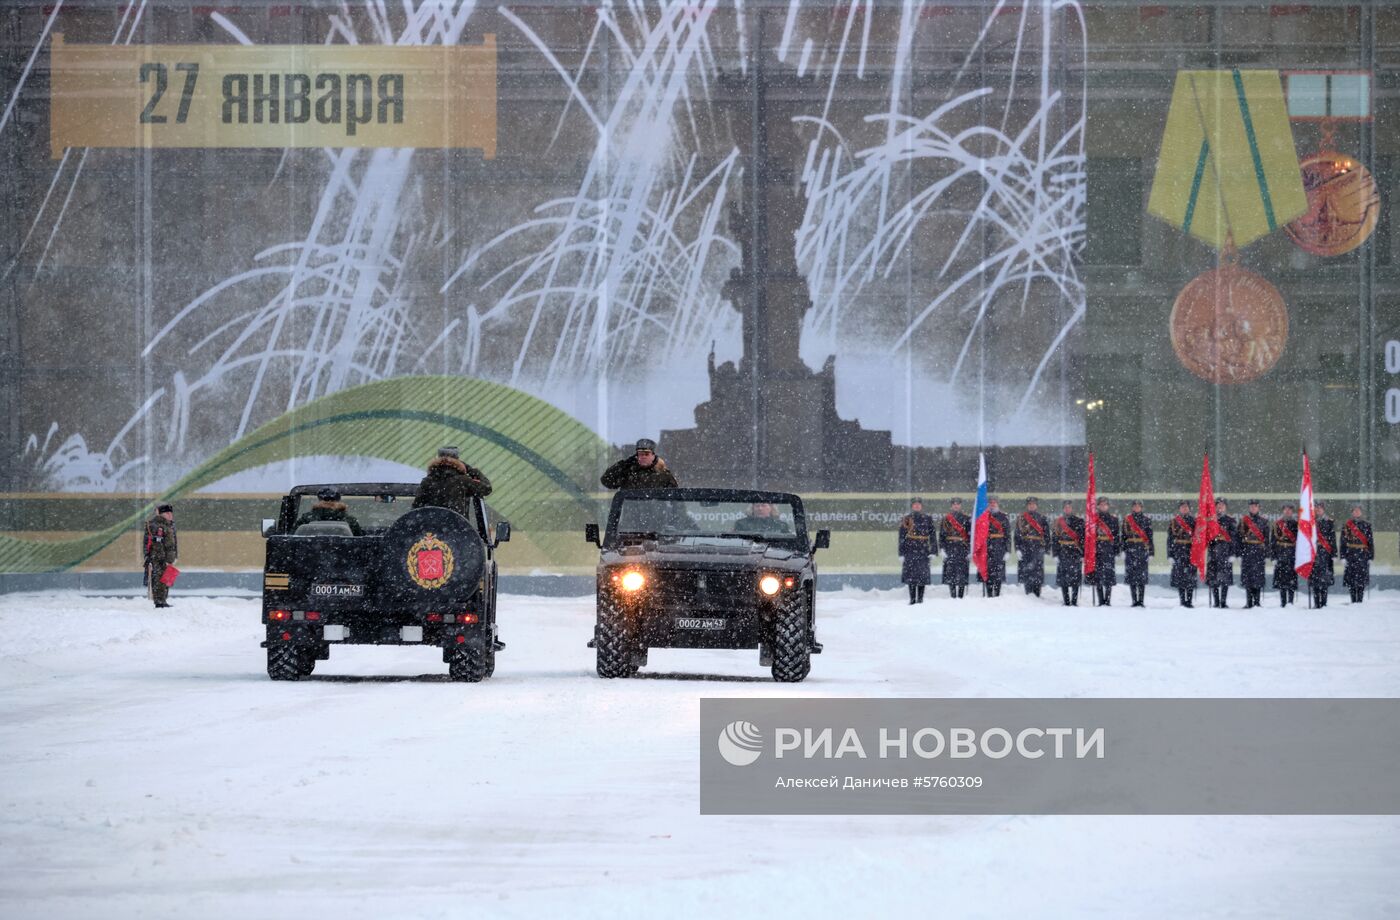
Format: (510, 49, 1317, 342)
(407, 533, 454, 589)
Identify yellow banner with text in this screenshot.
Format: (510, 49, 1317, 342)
(49, 34, 496, 157)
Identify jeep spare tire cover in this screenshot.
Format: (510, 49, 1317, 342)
(379, 506, 487, 606)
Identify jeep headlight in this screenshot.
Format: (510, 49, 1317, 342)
(758, 574, 782, 596)
(618, 569, 646, 593)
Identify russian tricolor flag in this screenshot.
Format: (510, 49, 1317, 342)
(971, 452, 990, 579)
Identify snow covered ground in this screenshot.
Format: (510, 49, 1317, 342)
(2, 586, 1398, 919)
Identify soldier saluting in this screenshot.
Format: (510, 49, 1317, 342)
(1271, 504, 1299, 607)
(897, 497, 935, 605)
(979, 495, 1011, 597)
(1235, 498, 1270, 609)
(1051, 500, 1085, 607)
(1207, 497, 1237, 608)
(1014, 496, 1049, 597)
(1341, 504, 1374, 604)
(1088, 496, 1120, 607)
(1121, 499, 1153, 608)
(601, 438, 679, 490)
(1168, 500, 1197, 608)
(1309, 502, 1337, 608)
(938, 497, 972, 599)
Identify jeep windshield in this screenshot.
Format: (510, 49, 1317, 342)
(613, 497, 800, 544)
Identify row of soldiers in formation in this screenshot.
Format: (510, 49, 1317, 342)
(897, 496, 1377, 608)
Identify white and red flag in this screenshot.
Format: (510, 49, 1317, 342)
(1295, 453, 1316, 580)
(1190, 453, 1218, 582)
(1084, 453, 1098, 576)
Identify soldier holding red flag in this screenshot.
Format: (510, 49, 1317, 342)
(1089, 496, 1120, 607)
(1206, 497, 1237, 608)
(1308, 501, 1337, 608)
(1051, 500, 1085, 607)
(1168, 500, 1197, 608)
(938, 498, 972, 599)
(1121, 499, 1154, 608)
(1015, 496, 1049, 597)
(1341, 505, 1375, 604)
(1235, 498, 1271, 609)
(1272, 504, 1299, 607)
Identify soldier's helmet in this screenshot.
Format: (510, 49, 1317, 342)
(317, 487, 340, 502)
(437, 446, 460, 460)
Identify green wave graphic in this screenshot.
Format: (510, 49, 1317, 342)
(0, 376, 610, 573)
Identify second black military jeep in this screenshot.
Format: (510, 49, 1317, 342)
(584, 488, 830, 682)
(260, 483, 509, 682)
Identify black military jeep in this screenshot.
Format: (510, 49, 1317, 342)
(584, 488, 830, 682)
(260, 483, 509, 681)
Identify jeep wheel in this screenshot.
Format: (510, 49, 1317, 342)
(267, 645, 304, 681)
(771, 596, 811, 683)
(595, 601, 638, 678)
(448, 639, 490, 682)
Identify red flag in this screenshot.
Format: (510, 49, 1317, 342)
(1295, 453, 1316, 579)
(1084, 453, 1097, 575)
(1190, 453, 1218, 582)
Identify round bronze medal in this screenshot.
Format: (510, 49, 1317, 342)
(1285, 152, 1380, 257)
(1169, 263, 1288, 385)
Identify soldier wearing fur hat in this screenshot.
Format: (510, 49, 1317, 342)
(1235, 499, 1270, 609)
(600, 438, 679, 490)
(1341, 504, 1374, 604)
(1271, 504, 1299, 607)
(1308, 502, 1337, 608)
(143, 504, 178, 609)
(413, 446, 493, 519)
(1168, 500, 1197, 607)
(1207, 497, 1237, 608)
(295, 487, 364, 536)
(1014, 497, 1048, 597)
(1088, 496, 1120, 607)
(1121, 499, 1153, 608)
(1051, 500, 1085, 607)
(937, 498, 972, 598)
(897, 497, 935, 605)
(979, 495, 1011, 597)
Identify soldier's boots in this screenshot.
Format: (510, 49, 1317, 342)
(1350, 586, 1364, 603)
(909, 585, 918, 605)
(916, 585, 926, 604)
(1311, 585, 1329, 608)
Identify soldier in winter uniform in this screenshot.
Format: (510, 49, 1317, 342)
(979, 495, 1011, 597)
(897, 498, 936, 605)
(143, 504, 178, 609)
(294, 487, 364, 535)
(938, 498, 972, 598)
(1235, 499, 1270, 609)
(600, 438, 679, 490)
(1207, 498, 1237, 608)
(414, 447, 501, 648)
(1168, 500, 1197, 608)
(1341, 504, 1374, 604)
(1051, 500, 1085, 607)
(1014, 496, 1049, 597)
(1088, 496, 1120, 607)
(1121, 499, 1154, 608)
(1271, 504, 1299, 607)
(1309, 502, 1337, 608)
(414, 446, 492, 518)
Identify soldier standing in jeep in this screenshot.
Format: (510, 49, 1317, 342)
(413, 446, 493, 517)
(600, 438, 679, 490)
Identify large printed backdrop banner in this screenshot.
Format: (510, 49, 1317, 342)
(0, 2, 1393, 574)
